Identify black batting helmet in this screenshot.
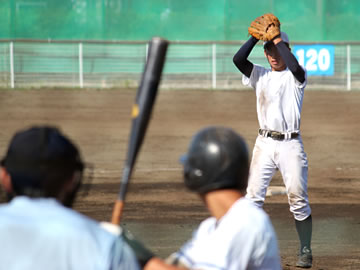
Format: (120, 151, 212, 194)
(181, 126, 249, 194)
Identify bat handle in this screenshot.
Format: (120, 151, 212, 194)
(111, 200, 124, 225)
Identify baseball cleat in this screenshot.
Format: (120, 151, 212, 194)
(296, 247, 312, 268)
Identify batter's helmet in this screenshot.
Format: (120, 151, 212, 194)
(181, 126, 249, 194)
(1, 126, 84, 198)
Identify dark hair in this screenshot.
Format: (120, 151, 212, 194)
(1, 126, 84, 198)
(264, 41, 290, 51)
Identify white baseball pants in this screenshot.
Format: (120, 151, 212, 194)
(245, 135, 311, 221)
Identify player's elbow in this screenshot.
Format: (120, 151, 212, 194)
(233, 55, 243, 70)
(233, 55, 239, 66)
(291, 65, 306, 84)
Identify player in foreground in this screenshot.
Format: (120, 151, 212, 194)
(233, 13, 313, 268)
(120, 126, 281, 269)
(0, 126, 140, 269)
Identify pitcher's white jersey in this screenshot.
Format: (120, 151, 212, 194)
(173, 198, 281, 270)
(243, 64, 306, 133)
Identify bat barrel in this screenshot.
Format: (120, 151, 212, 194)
(111, 37, 169, 225)
(144, 37, 169, 83)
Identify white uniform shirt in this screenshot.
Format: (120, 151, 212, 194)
(174, 198, 281, 270)
(242, 65, 307, 133)
(0, 197, 140, 270)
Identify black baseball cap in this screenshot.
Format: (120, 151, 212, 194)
(1, 126, 84, 194)
(264, 31, 290, 49)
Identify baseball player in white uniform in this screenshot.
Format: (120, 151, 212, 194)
(0, 126, 140, 270)
(233, 25, 313, 268)
(171, 197, 281, 270)
(141, 126, 281, 270)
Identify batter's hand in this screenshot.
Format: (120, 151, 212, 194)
(165, 253, 191, 269)
(248, 13, 281, 41)
(122, 228, 155, 267)
(100, 222, 154, 267)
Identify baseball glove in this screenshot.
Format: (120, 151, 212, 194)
(248, 13, 281, 41)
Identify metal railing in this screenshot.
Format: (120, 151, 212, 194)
(1, 39, 359, 90)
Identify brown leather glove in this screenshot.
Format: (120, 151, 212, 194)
(248, 13, 281, 41)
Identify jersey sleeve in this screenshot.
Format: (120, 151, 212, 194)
(169, 228, 200, 268)
(110, 237, 141, 270)
(170, 218, 219, 269)
(242, 64, 267, 90)
(227, 218, 282, 270)
(249, 229, 282, 270)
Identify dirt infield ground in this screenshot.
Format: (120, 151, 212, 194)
(0, 88, 359, 269)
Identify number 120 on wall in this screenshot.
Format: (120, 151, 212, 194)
(293, 45, 334, 76)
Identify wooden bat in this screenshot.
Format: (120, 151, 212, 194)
(111, 37, 169, 225)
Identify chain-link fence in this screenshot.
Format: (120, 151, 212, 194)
(1, 40, 359, 90)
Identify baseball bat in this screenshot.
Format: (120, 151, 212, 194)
(111, 37, 169, 225)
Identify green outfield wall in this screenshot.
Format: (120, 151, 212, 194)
(1, 0, 359, 42)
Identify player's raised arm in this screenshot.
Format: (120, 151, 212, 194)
(273, 36, 306, 83)
(233, 36, 258, 77)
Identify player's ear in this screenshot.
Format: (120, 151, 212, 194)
(264, 50, 268, 57)
(63, 171, 82, 193)
(0, 167, 13, 193)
